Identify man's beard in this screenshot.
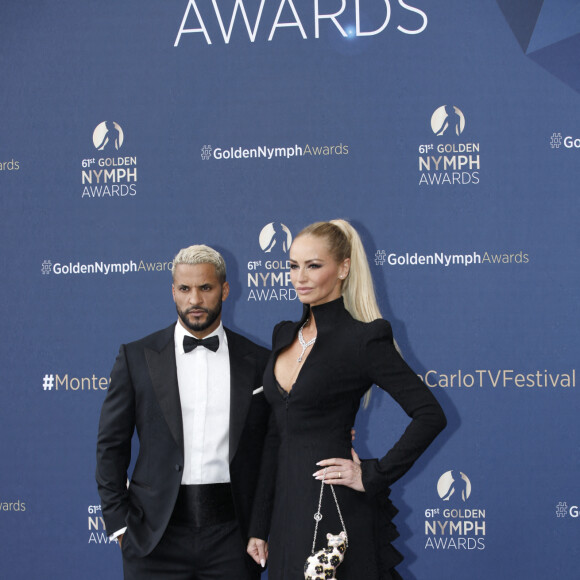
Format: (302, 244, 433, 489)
(177, 301, 222, 334)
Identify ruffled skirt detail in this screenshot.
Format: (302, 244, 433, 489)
(374, 489, 404, 580)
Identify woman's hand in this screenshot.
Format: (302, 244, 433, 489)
(313, 448, 365, 492)
(247, 537, 268, 568)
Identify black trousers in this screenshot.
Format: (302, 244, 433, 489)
(122, 485, 261, 580)
(122, 519, 260, 580)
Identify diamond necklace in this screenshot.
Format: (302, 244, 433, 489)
(298, 319, 316, 363)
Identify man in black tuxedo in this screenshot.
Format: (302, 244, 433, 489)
(96, 245, 271, 579)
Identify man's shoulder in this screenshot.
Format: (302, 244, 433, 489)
(224, 327, 269, 358)
(124, 323, 176, 350)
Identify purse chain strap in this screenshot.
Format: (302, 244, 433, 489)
(311, 467, 349, 555)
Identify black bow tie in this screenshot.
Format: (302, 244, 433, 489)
(183, 335, 220, 353)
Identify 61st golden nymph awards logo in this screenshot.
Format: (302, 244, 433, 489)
(246, 223, 297, 302)
(81, 121, 138, 199)
(418, 106, 480, 186)
(88, 504, 118, 545)
(424, 470, 486, 551)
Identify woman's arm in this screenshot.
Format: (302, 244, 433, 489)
(360, 319, 447, 496)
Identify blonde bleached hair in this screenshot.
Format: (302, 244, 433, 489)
(172, 244, 226, 283)
(295, 219, 382, 323)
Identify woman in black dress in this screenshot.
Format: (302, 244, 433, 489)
(248, 220, 446, 579)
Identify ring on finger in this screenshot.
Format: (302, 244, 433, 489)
(338, 472, 342, 479)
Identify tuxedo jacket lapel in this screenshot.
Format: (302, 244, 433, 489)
(227, 329, 256, 463)
(145, 325, 184, 451)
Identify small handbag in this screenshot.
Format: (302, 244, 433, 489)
(304, 468, 349, 579)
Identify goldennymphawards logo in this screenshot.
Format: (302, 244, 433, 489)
(550, 132, 580, 150)
(556, 502, 579, 518)
(42, 373, 110, 393)
(41, 258, 173, 277)
(81, 122, 138, 199)
(418, 105, 480, 186)
(374, 249, 530, 267)
(200, 142, 348, 161)
(550, 132, 563, 148)
(424, 470, 486, 551)
(1, 495, 26, 512)
(0, 158, 20, 171)
(88, 504, 118, 545)
(174, 0, 428, 47)
(247, 222, 297, 302)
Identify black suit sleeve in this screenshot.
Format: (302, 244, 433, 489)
(247, 410, 279, 540)
(359, 320, 447, 496)
(96, 344, 136, 534)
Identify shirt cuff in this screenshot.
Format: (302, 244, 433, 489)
(110, 527, 127, 540)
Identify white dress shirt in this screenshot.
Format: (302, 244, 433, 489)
(174, 321, 231, 484)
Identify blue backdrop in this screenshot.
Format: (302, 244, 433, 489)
(1, 1, 579, 578)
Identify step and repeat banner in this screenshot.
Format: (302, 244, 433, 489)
(1, 1, 578, 578)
